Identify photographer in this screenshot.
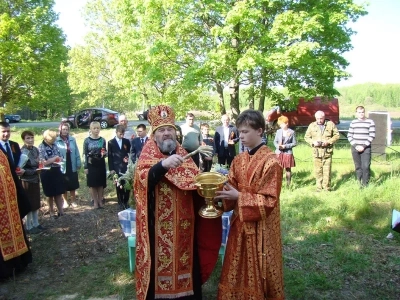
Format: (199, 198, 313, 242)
(304, 111, 339, 192)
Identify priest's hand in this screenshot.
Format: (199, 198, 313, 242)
(214, 183, 238, 201)
(162, 154, 184, 169)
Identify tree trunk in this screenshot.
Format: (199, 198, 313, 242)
(230, 23, 240, 121)
(216, 81, 226, 115)
(229, 78, 240, 121)
(248, 69, 255, 109)
(257, 67, 267, 112)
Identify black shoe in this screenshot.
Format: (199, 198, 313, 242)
(36, 225, 47, 231)
(28, 227, 41, 234)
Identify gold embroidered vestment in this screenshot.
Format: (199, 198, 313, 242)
(134, 140, 221, 300)
(0, 151, 28, 261)
(218, 146, 284, 300)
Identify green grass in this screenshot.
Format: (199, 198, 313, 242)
(5, 125, 400, 299)
(275, 137, 400, 299)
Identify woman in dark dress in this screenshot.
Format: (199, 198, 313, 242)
(38, 129, 66, 218)
(56, 122, 81, 208)
(20, 130, 45, 234)
(83, 121, 107, 209)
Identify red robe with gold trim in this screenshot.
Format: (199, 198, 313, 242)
(218, 145, 284, 300)
(134, 140, 221, 300)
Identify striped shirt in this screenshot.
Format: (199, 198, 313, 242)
(347, 118, 375, 147)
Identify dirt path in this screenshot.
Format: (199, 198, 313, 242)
(0, 196, 131, 300)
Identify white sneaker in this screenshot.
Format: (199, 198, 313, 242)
(63, 201, 69, 209)
(70, 202, 78, 208)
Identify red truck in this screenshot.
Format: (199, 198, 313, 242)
(266, 97, 340, 129)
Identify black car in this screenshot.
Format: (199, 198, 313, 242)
(136, 109, 149, 121)
(5, 114, 21, 123)
(62, 108, 119, 129)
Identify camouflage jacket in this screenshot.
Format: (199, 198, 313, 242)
(304, 120, 339, 158)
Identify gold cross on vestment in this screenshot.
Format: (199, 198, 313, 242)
(180, 252, 189, 265)
(159, 183, 171, 195)
(180, 219, 191, 230)
(160, 221, 172, 230)
(159, 255, 172, 266)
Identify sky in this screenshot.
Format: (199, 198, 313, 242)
(53, 0, 400, 87)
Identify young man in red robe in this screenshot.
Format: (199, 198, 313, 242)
(133, 105, 222, 300)
(215, 109, 285, 300)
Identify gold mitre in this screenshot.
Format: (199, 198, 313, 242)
(147, 105, 177, 132)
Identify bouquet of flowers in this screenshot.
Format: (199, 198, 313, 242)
(117, 156, 136, 191)
(16, 153, 29, 172)
(210, 163, 229, 176)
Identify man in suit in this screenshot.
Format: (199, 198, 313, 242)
(108, 125, 131, 209)
(214, 114, 239, 166)
(0, 121, 22, 172)
(130, 124, 148, 163)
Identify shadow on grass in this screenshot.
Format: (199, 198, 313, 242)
(331, 170, 355, 190)
(291, 170, 315, 187)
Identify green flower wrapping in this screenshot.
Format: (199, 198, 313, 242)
(117, 155, 136, 191)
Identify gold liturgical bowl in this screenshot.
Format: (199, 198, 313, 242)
(194, 172, 226, 218)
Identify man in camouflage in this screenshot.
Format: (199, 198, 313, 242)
(305, 111, 340, 191)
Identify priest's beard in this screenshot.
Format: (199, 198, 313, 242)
(157, 138, 177, 153)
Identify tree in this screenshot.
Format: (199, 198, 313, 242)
(0, 0, 70, 118)
(74, 0, 366, 119)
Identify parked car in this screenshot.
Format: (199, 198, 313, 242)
(136, 109, 149, 121)
(61, 108, 119, 129)
(4, 114, 21, 123)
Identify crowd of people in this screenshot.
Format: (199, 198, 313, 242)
(0, 105, 376, 299)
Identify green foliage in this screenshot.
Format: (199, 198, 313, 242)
(0, 0, 70, 117)
(337, 83, 400, 110)
(66, 0, 367, 119)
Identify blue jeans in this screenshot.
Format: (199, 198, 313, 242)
(351, 146, 371, 186)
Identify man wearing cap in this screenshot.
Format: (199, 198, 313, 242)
(133, 105, 221, 300)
